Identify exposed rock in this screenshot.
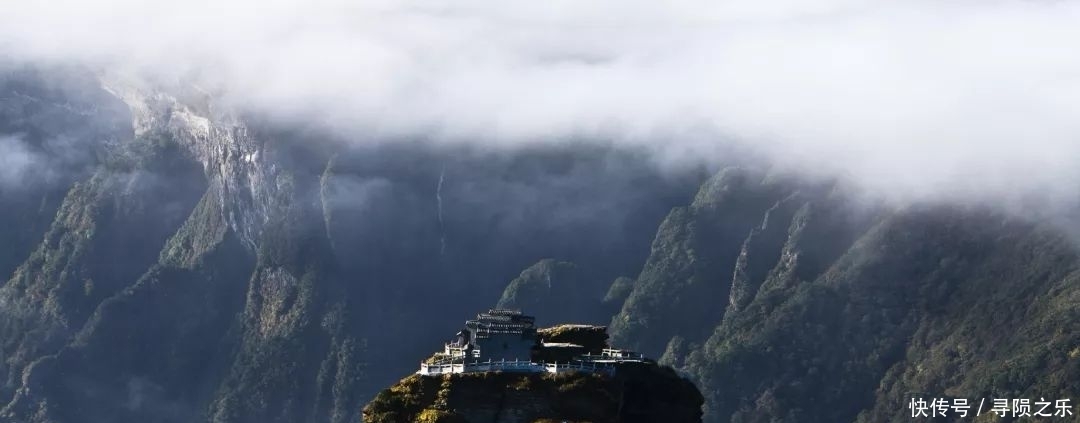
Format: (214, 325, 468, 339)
(363, 363, 703, 423)
(537, 325, 609, 354)
(0, 66, 697, 423)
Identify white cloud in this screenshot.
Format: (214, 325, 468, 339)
(2, 0, 1080, 206)
(0, 135, 43, 189)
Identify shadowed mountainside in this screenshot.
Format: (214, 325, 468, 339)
(2, 66, 1080, 423)
(603, 168, 1080, 423)
(0, 66, 701, 423)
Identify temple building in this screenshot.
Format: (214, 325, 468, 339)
(444, 309, 538, 362)
(421, 309, 647, 375)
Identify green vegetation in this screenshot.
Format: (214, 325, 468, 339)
(609, 168, 786, 356)
(497, 259, 613, 325)
(0, 129, 206, 408)
(602, 277, 635, 307)
(601, 168, 1080, 422)
(8, 68, 1080, 423)
(363, 363, 702, 423)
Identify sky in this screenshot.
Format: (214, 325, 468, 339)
(1, 0, 1079, 209)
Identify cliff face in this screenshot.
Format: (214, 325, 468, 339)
(0, 66, 699, 423)
(602, 168, 1080, 423)
(6, 64, 1080, 423)
(366, 318, 701, 423)
(362, 364, 703, 423)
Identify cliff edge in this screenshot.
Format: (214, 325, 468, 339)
(362, 361, 702, 423)
(363, 317, 703, 423)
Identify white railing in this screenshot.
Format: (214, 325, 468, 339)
(417, 359, 618, 376)
(580, 350, 647, 362)
(596, 349, 647, 360)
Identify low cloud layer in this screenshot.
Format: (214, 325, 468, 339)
(0, 135, 40, 189)
(2, 0, 1079, 207)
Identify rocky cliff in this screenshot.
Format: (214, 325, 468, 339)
(4, 64, 1080, 423)
(0, 66, 700, 423)
(604, 168, 1080, 423)
(364, 320, 703, 423)
(362, 364, 702, 423)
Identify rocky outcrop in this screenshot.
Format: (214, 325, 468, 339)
(538, 325, 609, 353)
(363, 363, 703, 423)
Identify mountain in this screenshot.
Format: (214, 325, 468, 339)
(0, 66, 701, 423)
(605, 169, 1080, 423)
(363, 323, 703, 423)
(362, 364, 702, 423)
(2, 65, 1079, 423)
